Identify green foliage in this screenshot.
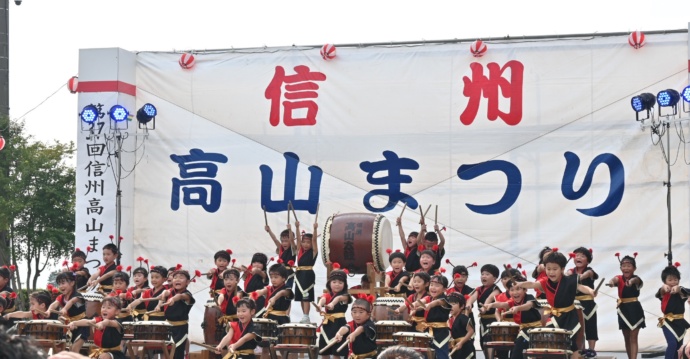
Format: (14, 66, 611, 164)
(0, 116, 76, 290)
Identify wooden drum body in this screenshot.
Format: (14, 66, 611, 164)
(487, 322, 520, 343)
(528, 328, 572, 350)
(203, 300, 224, 345)
(254, 318, 278, 342)
(375, 321, 411, 341)
(82, 292, 103, 319)
(132, 322, 172, 341)
(372, 298, 408, 322)
(393, 332, 432, 348)
(278, 324, 316, 346)
(322, 213, 391, 274)
(122, 322, 135, 340)
(21, 320, 64, 341)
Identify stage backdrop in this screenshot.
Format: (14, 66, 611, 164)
(75, 30, 690, 350)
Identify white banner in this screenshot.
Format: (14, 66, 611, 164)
(77, 32, 690, 350)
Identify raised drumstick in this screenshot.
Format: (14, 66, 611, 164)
(319, 337, 341, 354)
(397, 203, 408, 226)
(434, 205, 438, 226)
(263, 206, 268, 227)
(191, 341, 219, 352)
(423, 204, 432, 217)
(418, 205, 425, 224)
(289, 201, 298, 223)
(315, 203, 320, 224)
(337, 338, 350, 352)
(593, 278, 606, 294)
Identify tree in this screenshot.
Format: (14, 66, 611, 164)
(0, 117, 76, 291)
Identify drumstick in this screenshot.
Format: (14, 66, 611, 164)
(315, 203, 320, 224)
(311, 302, 322, 313)
(191, 341, 219, 352)
(449, 347, 458, 356)
(47, 322, 71, 328)
(287, 202, 290, 224)
(319, 338, 341, 354)
(434, 205, 438, 226)
(397, 203, 408, 226)
(289, 201, 298, 223)
(336, 338, 350, 352)
(263, 206, 268, 227)
(423, 204, 432, 217)
(418, 205, 424, 224)
(593, 277, 606, 294)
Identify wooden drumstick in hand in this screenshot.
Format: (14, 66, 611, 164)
(263, 206, 268, 227)
(397, 203, 408, 226)
(336, 338, 350, 353)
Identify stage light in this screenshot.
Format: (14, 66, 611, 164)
(657, 89, 681, 108)
(80, 105, 100, 124)
(681, 85, 690, 103)
(136, 103, 157, 124)
(631, 93, 655, 111)
(109, 105, 129, 122)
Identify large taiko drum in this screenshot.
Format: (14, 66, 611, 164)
(322, 213, 392, 273)
(82, 292, 103, 319)
(203, 300, 224, 345)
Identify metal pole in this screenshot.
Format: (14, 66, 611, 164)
(666, 122, 673, 266)
(115, 134, 122, 265)
(0, 0, 8, 117)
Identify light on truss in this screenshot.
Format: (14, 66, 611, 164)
(657, 89, 680, 107)
(631, 93, 655, 121)
(80, 105, 100, 124)
(109, 105, 130, 122)
(136, 103, 157, 124)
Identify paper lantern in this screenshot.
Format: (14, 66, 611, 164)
(470, 39, 487, 57)
(179, 53, 195, 69)
(0, 136, 5, 151)
(320, 44, 336, 60)
(628, 31, 645, 49)
(67, 76, 78, 94)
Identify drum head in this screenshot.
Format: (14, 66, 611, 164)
(322, 213, 392, 272)
(488, 322, 518, 327)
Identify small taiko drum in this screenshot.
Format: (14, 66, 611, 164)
(487, 322, 519, 343)
(393, 332, 432, 348)
(375, 321, 411, 341)
(203, 300, 224, 345)
(20, 320, 64, 341)
(254, 318, 278, 342)
(278, 323, 316, 346)
(132, 322, 172, 341)
(82, 292, 103, 319)
(372, 297, 408, 322)
(527, 328, 572, 350)
(322, 213, 392, 273)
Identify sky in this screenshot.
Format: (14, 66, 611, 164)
(4, 1, 690, 287)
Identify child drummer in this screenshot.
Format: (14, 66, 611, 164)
(448, 293, 475, 359)
(606, 253, 645, 359)
(215, 297, 263, 359)
(334, 295, 377, 359)
(567, 247, 599, 358)
(128, 265, 168, 321)
(49, 271, 89, 353)
(217, 269, 244, 325)
(69, 296, 126, 359)
(294, 220, 319, 323)
(87, 242, 120, 294)
(384, 249, 411, 297)
(207, 249, 232, 298)
(252, 263, 293, 324)
(396, 214, 421, 273)
(656, 263, 689, 359)
(156, 269, 198, 359)
(2, 290, 58, 321)
(318, 264, 352, 359)
(516, 250, 596, 355)
(466, 264, 501, 359)
(421, 275, 452, 359)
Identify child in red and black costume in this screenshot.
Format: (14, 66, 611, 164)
(109, 268, 134, 323)
(252, 263, 293, 324)
(486, 279, 541, 359)
(242, 253, 269, 314)
(128, 265, 168, 321)
(417, 222, 446, 271)
(530, 247, 553, 300)
(421, 275, 451, 359)
(317, 265, 352, 358)
(70, 296, 126, 359)
(384, 249, 411, 297)
(488, 266, 525, 323)
(265, 223, 296, 288)
(207, 249, 232, 298)
(294, 220, 319, 323)
(517, 250, 595, 354)
(606, 253, 645, 359)
(128, 259, 151, 320)
(417, 250, 438, 276)
(396, 216, 421, 273)
(65, 248, 91, 291)
(334, 295, 377, 359)
(215, 297, 263, 359)
(49, 271, 89, 353)
(2, 290, 58, 321)
(448, 293, 475, 359)
(656, 263, 688, 359)
(0, 265, 17, 320)
(217, 268, 244, 325)
(567, 247, 599, 359)
(87, 242, 119, 294)
(157, 269, 198, 359)
(395, 271, 430, 331)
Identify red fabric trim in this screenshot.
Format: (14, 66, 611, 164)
(78, 81, 136, 96)
(661, 292, 671, 313)
(93, 317, 104, 347)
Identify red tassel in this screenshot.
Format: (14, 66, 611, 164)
(568, 253, 576, 258)
(250, 292, 259, 300)
(232, 296, 240, 304)
(445, 259, 451, 264)
(109, 235, 114, 239)
(386, 249, 392, 254)
(633, 252, 638, 258)
(589, 248, 593, 253)
(226, 249, 233, 254)
(288, 260, 295, 267)
(86, 246, 92, 252)
(8, 265, 15, 272)
(116, 265, 123, 272)
(136, 256, 144, 262)
(150, 265, 155, 270)
(62, 260, 69, 267)
(119, 236, 124, 240)
(176, 264, 182, 270)
(517, 263, 522, 269)
(367, 295, 375, 304)
(47, 284, 54, 291)
(674, 262, 681, 267)
(10, 292, 17, 299)
(506, 264, 512, 269)
(470, 262, 477, 267)
(454, 273, 461, 279)
(195, 270, 202, 278)
(439, 267, 446, 273)
(417, 245, 425, 251)
(126, 266, 132, 272)
(522, 270, 527, 276)
(432, 245, 439, 252)
(552, 247, 559, 252)
(464, 294, 470, 300)
(52, 288, 59, 294)
(332, 263, 341, 270)
(192, 278, 196, 282)
(615, 252, 620, 257)
(277, 258, 284, 264)
(231, 259, 236, 264)
(395, 249, 401, 252)
(343, 269, 350, 275)
(144, 259, 149, 264)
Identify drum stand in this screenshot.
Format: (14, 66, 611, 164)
(126, 339, 175, 359)
(268, 343, 318, 359)
(485, 342, 513, 359)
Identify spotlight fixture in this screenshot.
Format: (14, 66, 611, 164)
(136, 103, 157, 124)
(681, 85, 690, 103)
(631, 93, 655, 121)
(109, 105, 130, 122)
(80, 105, 100, 124)
(657, 89, 681, 117)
